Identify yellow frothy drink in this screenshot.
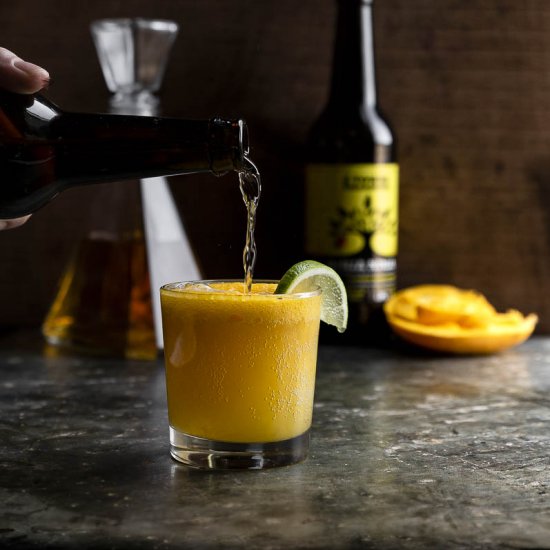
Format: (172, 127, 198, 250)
(160, 281, 322, 469)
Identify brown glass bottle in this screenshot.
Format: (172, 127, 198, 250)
(304, 0, 398, 346)
(0, 91, 248, 218)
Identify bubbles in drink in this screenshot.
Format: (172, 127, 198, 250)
(173, 282, 243, 294)
(238, 156, 261, 294)
(176, 282, 215, 292)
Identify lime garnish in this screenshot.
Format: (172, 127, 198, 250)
(275, 260, 348, 333)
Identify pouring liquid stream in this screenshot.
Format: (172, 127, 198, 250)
(238, 157, 262, 294)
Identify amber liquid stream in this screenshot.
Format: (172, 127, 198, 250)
(238, 157, 262, 293)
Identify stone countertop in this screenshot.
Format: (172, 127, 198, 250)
(1, 333, 550, 549)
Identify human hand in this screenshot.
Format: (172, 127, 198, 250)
(0, 47, 49, 94)
(0, 47, 49, 229)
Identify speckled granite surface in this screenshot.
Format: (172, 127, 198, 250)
(1, 332, 550, 549)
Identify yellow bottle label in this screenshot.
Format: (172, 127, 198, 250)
(305, 163, 399, 258)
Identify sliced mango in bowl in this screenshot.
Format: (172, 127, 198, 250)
(384, 285, 538, 354)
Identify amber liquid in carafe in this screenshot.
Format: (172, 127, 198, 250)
(43, 231, 155, 359)
(42, 177, 157, 360)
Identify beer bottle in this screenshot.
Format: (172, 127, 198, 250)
(304, 0, 398, 345)
(0, 91, 248, 219)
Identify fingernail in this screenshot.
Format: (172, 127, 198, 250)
(13, 59, 50, 81)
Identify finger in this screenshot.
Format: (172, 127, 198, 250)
(0, 215, 31, 230)
(0, 47, 49, 94)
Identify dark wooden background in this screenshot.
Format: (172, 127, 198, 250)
(2, 0, 550, 333)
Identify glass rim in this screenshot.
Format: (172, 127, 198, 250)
(160, 279, 322, 299)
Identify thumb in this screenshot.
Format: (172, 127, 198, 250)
(0, 215, 31, 230)
(0, 47, 49, 94)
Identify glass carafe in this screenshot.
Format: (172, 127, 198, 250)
(42, 18, 203, 359)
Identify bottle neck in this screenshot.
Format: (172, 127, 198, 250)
(328, 0, 377, 110)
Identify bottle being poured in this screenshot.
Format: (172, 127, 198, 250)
(0, 91, 248, 219)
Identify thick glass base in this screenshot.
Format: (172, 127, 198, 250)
(169, 427, 310, 470)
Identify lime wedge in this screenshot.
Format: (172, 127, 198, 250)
(275, 260, 348, 333)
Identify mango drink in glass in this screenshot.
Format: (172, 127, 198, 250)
(160, 280, 322, 469)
